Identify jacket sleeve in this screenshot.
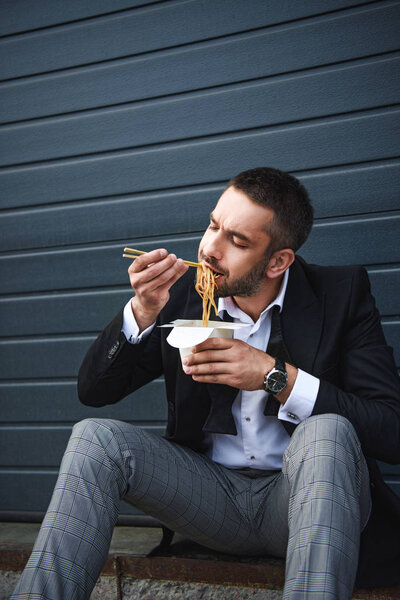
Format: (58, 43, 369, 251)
(312, 267, 400, 464)
(77, 309, 163, 407)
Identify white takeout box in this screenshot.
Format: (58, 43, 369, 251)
(160, 319, 248, 366)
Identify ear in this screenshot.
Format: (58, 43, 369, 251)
(265, 248, 295, 279)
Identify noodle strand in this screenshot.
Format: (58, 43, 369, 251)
(195, 264, 219, 327)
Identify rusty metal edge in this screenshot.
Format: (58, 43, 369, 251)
(104, 554, 285, 589)
(1, 547, 400, 598)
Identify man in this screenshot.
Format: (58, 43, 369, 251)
(13, 167, 400, 599)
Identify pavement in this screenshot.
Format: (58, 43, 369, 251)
(1, 523, 400, 599)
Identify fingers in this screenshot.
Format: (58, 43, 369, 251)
(129, 250, 188, 291)
(182, 338, 254, 388)
(183, 339, 237, 371)
(151, 257, 188, 292)
(129, 250, 176, 282)
(184, 348, 229, 366)
(153, 258, 188, 292)
(128, 248, 189, 324)
(129, 248, 167, 273)
(183, 339, 237, 376)
(191, 337, 234, 354)
(183, 360, 231, 377)
(191, 373, 232, 385)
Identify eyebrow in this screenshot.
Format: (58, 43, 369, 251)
(209, 212, 251, 243)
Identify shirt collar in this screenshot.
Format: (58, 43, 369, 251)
(217, 267, 289, 324)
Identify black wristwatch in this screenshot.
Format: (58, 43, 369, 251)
(263, 358, 288, 395)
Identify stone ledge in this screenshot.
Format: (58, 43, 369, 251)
(1, 525, 400, 599)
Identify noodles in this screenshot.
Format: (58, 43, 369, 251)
(195, 264, 219, 327)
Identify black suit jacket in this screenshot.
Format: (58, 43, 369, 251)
(78, 256, 400, 587)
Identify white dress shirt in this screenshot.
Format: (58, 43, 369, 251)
(122, 268, 320, 470)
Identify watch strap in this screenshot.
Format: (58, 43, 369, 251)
(274, 357, 286, 374)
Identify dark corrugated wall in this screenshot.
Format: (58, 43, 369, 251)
(0, 0, 399, 517)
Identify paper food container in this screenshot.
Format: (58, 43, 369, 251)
(160, 319, 248, 366)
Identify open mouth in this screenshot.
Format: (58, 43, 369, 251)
(204, 262, 224, 279)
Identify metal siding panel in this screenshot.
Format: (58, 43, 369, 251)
(378, 461, 400, 476)
(0, 425, 165, 467)
(0, 289, 134, 335)
(1, 161, 400, 251)
(0, 0, 159, 36)
(0, 380, 167, 422)
(1, 55, 399, 167)
(1, 3, 399, 123)
(0, 471, 59, 511)
(1, 109, 399, 208)
(367, 267, 400, 316)
(0, 336, 95, 379)
(299, 161, 400, 219)
(0, 186, 217, 249)
(0, 0, 368, 80)
(0, 471, 142, 514)
(0, 289, 132, 336)
(301, 213, 400, 266)
(0, 237, 200, 294)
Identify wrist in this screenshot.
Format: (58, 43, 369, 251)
(263, 357, 288, 396)
(259, 354, 275, 390)
(130, 298, 157, 333)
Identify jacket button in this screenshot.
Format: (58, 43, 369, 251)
(107, 340, 120, 359)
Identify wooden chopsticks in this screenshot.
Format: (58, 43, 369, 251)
(122, 247, 201, 268)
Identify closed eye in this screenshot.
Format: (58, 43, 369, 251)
(208, 218, 249, 248)
(231, 239, 248, 249)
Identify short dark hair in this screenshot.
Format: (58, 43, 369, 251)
(227, 167, 313, 253)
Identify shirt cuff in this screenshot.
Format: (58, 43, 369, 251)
(278, 369, 320, 425)
(121, 298, 155, 344)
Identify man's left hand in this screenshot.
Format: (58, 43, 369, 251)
(182, 337, 274, 391)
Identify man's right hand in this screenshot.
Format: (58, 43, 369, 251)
(128, 248, 189, 332)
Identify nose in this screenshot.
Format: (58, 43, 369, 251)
(202, 233, 223, 262)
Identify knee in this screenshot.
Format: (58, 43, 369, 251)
(296, 413, 359, 445)
(62, 419, 130, 497)
(69, 418, 126, 455)
(284, 414, 362, 472)
(72, 417, 112, 440)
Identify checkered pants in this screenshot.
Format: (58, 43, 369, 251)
(11, 413, 371, 599)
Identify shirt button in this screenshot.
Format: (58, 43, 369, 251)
(250, 456, 255, 460)
(245, 417, 251, 422)
(250, 333, 253, 337)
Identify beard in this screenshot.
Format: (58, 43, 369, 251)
(215, 256, 270, 297)
(199, 252, 271, 298)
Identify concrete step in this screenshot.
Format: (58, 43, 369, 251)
(1, 523, 400, 599)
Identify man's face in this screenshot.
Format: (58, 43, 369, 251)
(198, 186, 274, 298)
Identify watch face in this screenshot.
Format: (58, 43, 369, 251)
(267, 371, 287, 394)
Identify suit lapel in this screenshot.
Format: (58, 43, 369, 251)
(281, 257, 325, 375)
(264, 258, 324, 427)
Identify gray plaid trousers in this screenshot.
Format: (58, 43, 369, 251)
(12, 413, 371, 599)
